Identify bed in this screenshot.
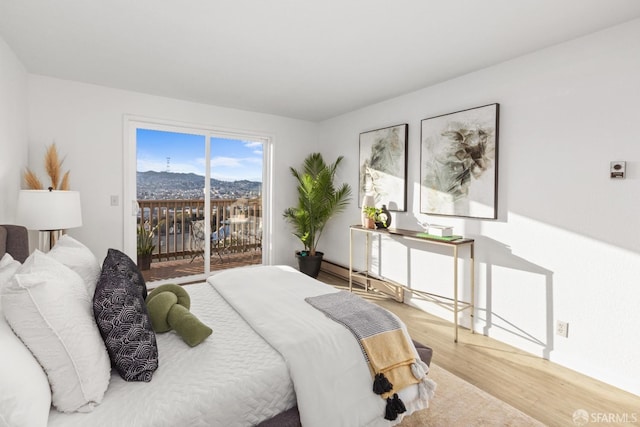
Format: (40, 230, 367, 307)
(0, 225, 434, 427)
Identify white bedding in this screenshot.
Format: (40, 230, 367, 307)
(47, 282, 296, 427)
(209, 265, 431, 427)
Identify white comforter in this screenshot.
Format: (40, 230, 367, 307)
(209, 265, 431, 427)
(47, 282, 296, 427)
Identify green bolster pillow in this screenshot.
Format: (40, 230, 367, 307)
(146, 284, 212, 347)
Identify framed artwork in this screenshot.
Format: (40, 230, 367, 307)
(420, 103, 499, 219)
(359, 123, 408, 211)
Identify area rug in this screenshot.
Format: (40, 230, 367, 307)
(399, 364, 545, 426)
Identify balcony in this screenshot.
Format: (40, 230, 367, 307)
(137, 197, 262, 282)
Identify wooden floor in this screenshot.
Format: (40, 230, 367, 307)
(317, 271, 640, 427)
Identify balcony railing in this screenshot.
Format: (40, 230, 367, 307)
(137, 197, 262, 261)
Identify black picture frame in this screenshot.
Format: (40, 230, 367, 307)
(359, 123, 408, 212)
(420, 103, 499, 219)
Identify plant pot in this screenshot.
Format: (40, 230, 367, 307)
(296, 251, 324, 278)
(137, 254, 152, 271)
(364, 217, 376, 229)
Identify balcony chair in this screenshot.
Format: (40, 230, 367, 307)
(210, 223, 230, 262)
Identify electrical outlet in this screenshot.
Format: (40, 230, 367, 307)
(110, 195, 119, 206)
(556, 320, 569, 338)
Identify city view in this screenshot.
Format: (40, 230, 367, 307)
(137, 170, 261, 200)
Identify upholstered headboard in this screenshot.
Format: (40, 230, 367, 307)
(0, 225, 29, 263)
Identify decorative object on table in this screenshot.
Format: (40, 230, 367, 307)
(426, 224, 453, 237)
(363, 205, 391, 229)
(362, 206, 380, 229)
(362, 205, 391, 229)
(136, 223, 157, 270)
(359, 124, 408, 212)
(17, 189, 83, 251)
(145, 284, 212, 347)
(377, 204, 392, 229)
(283, 153, 352, 278)
(420, 104, 499, 219)
(361, 194, 376, 227)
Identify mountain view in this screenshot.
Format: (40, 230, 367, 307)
(137, 171, 262, 200)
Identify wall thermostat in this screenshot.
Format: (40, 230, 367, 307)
(610, 161, 626, 179)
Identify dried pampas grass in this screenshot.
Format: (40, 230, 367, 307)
(24, 168, 44, 190)
(23, 143, 71, 190)
(45, 143, 62, 189)
(60, 171, 71, 191)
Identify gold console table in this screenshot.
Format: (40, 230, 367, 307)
(348, 225, 475, 342)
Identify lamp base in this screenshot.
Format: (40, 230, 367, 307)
(38, 230, 64, 252)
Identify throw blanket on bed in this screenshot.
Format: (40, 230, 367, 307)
(208, 265, 433, 427)
(305, 291, 419, 420)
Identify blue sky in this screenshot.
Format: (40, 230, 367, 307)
(136, 129, 263, 182)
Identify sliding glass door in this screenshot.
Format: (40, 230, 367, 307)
(124, 117, 270, 285)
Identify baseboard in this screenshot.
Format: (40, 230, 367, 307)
(320, 260, 404, 302)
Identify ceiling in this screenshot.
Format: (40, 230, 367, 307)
(2, 1, 640, 122)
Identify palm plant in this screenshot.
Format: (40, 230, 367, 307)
(283, 153, 352, 257)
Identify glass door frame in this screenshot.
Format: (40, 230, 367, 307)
(123, 115, 273, 285)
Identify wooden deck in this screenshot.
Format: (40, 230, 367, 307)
(141, 249, 262, 283)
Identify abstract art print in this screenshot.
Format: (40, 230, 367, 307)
(359, 124, 408, 211)
(420, 104, 499, 219)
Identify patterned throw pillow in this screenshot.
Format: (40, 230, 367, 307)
(93, 249, 158, 381)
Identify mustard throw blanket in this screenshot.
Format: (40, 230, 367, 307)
(306, 291, 428, 421)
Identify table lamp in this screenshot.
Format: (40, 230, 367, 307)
(17, 189, 83, 251)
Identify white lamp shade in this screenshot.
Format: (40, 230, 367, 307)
(17, 190, 83, 231)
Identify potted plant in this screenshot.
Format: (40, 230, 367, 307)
(136, 224, 156, 270)
(283, 153, 352, 278)
(363, 206, 380, 229)
(362, 206, 389, 229)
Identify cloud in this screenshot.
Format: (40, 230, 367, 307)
(243, 141, 263, 148)
(210, 156, 242, 167)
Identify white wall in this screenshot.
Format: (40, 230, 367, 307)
(27, 76, 316, 265)
(319, 19, 640, 396)
(0, 36, 28, 223)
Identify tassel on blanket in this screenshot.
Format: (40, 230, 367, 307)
(418, 377, 437, 401)
(373, 373, 393, 395)
(410, 362, 427, 380)
(384, 393, 407, 421)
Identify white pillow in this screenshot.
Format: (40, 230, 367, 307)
(1, 253, 51, 427)
(1, 250, 111, 413)
(0, 301, 52, 427)
(48, 235, 101, 298)
(0, 253, 20, 287)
